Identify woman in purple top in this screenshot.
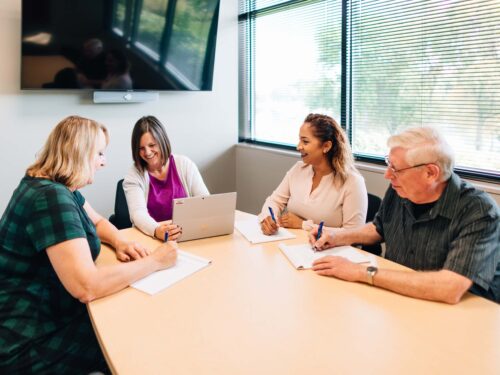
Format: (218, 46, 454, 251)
(123, 116, 210, 241)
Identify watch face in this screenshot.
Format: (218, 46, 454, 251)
(367, 266, 377, 273)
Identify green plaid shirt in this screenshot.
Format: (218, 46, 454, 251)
(0, 176, 101, 365)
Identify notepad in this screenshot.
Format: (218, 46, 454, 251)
(235, 216, 296, 244)
(278, 243, 371, 270)
(131, 250, 211, 295)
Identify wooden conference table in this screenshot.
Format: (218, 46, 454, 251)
(88, 211, 500, 375)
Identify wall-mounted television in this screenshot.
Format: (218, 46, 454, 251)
(21, 0, 220, 91)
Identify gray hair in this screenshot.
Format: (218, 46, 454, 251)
(387, 126, 455, 181)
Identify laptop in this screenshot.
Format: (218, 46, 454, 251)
(172, 192, 237, 242)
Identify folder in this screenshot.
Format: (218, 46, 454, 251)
(279, 243, 371, 270)
(131, 250, 211, 295)
(235, 216, 296, 244)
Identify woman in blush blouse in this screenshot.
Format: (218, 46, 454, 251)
(259, 113, 367, 235)
(123, 116, 209, 241)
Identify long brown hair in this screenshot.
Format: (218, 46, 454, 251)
(304, 113, 355, 184)
(26, 116, 108, 189)
(131, 116, 172, 173)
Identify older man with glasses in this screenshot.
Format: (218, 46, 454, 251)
(310, 126, 499, 304)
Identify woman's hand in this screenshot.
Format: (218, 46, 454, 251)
(115, 240, 150, 262)
(260, 216, 279, 235)
(154, 220, 183, 241)
(278, 212, 303, 229)
(152, 241, 178, 270)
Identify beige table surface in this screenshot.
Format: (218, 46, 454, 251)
(88, 211, 500, 375)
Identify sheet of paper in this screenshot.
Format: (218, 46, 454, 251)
(279, 243, 371, 269)
(131, 250, 211, 295)
(235, 216, 296, 244)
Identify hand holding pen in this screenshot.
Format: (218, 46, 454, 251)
(312, 221, 324, 251)
(154, 220, 182, 242)
(260, 206, 280, 235)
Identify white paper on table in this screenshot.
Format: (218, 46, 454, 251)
(278, 243, 371, 270)
(235, 215, 295, 244)
(131, 250, 211, 295)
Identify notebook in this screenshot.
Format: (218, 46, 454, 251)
(173, 192, 236, 242)
(278, 243, 371, 270)
(235, 215, 296, 244)
(131, 250, 211, 295)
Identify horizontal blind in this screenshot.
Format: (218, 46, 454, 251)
(239, 0, 342, 145)
(347, 0, 500, 176)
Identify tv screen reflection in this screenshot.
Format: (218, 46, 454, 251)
(21, 0, 220, 91)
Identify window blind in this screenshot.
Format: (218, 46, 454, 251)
(347, 0, 500, 176)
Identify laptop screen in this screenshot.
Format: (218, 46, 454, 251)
(172, 192, 237, 242)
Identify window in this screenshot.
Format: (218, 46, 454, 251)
(239, 0, 343, 145)
(239, 0, 500, 179)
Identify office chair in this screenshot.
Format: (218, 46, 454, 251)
(362, 193, 382, 256)
(109, 179, 133, 229)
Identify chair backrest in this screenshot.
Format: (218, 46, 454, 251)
(109, 179, 132, 229)
(363, 193, 382, 256)
(366, 193, 382, 222)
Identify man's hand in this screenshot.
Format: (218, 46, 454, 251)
(312, 256, 365, 282)
(308, 227, 337, 251)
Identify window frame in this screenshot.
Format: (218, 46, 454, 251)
(238, 0, 500, 183)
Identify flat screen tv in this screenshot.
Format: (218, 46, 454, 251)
(21, 0, 220, 91)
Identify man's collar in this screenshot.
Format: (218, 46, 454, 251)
(427, 173, 461, 220)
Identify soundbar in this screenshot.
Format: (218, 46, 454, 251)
(93, 91, 159, 104)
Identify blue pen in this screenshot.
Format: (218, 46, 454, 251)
(268, 207, 276, 222)
(316, 221, 324, 241)
(313, 221, 324, 251)
(164, 232, 169, 242)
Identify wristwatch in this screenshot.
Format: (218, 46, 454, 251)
(366, 266, 378, 286)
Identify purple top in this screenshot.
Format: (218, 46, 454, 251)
(147, 155, 187, 221)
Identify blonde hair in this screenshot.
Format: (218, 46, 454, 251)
(387, 126, 455, 181)
(26, 116, 109, 189)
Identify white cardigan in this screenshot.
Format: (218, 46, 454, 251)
(258, 161, 367, 232)
(123, 154, 209, 236)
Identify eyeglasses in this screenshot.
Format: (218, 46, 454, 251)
(384, 156, 429, 176)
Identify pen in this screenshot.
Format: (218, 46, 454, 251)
(268, 207, 276, 223)
(317, 221, 324, 241)
(164, 232, 169, 242)
(313, 221, 324, 252)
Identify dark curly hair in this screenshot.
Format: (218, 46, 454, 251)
(303, 113, 355, 184)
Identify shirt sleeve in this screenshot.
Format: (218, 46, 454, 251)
(340, 172, 368, 229)
(123, 166, 158, 237)
(25, 186, 87, 252)
(257, 164, 295, 222)
(443, 198, 500, 290)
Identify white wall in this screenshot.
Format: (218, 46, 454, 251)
(0, 1, 238, 217)
(236, 144, 500, 215)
